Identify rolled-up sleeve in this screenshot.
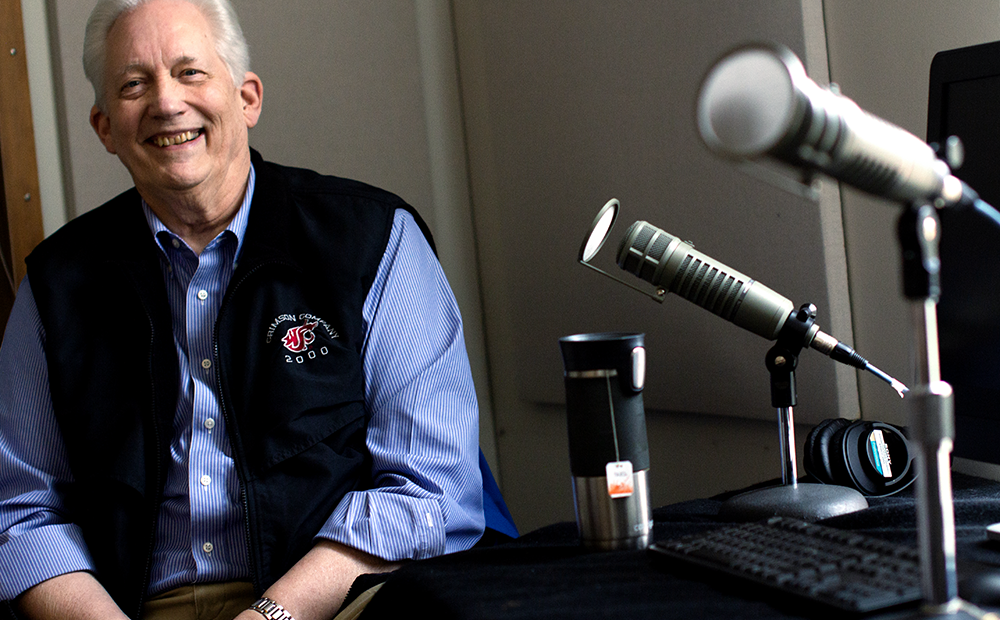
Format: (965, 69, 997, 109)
(314, 209, 484, 560)
(0, 278, 96, 600)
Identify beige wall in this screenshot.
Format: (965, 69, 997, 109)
(23, 0, 1000, 533)
(452, 0, 856, 529)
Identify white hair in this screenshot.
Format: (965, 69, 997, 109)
(83, 0, 250, 110)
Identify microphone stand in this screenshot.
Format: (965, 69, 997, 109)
(719, 304, 868, 521)
(895, 204, 991, 619)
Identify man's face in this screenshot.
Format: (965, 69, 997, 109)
(90, 0, 261, 200)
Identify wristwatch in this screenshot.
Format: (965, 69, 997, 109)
(249, 597, 296, 620)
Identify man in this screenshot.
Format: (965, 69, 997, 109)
(0, 0, 493, 618)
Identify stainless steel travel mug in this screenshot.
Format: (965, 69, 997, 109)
(560, 332, 652, 550)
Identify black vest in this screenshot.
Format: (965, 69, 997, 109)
(25, 150, 426, 618)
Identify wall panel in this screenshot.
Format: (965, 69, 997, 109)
(454, 0, 857, 529)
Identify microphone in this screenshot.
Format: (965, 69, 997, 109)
(616, 219, 908, 397)
(696, 42, 967, 207)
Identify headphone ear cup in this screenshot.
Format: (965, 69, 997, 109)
(846, 421, 916, 496)
(804, 418, 852, 485)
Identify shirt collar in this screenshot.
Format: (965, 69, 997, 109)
(142, 163, 256, 265)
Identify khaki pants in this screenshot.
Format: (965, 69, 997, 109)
(140, 581, 385, 620)
(141, 582, 257, 620)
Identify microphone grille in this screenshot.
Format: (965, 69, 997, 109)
(638, 233, 672, 282)
(617, 221, 748, 322)
(835, 150, 900, 197)
(617, 222, 651, 275)
(671, 257, 745, 321)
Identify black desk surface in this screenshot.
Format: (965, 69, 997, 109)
(361, 474, 1000, 619)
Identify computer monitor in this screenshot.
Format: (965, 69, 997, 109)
(926, 40, 1000, 470)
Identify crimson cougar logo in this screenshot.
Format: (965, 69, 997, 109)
(282, 320, 318, 352)
(267, 313, 339, 364)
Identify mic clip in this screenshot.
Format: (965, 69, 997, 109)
(776, 303, 822, 355)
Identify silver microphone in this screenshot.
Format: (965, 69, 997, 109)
(696, 42, 966, 206)
(616, 220, 908, 396)
(617, 220, 792, 340)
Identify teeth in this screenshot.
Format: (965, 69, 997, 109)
(153, 130, 199, 147)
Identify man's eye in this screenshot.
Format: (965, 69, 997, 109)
(122, 80, 142, 91)
(181, 69, 202, 77)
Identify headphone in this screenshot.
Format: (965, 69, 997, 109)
(804, 418, 916, 497)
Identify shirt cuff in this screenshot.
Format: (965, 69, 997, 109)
(0, 523, 95, 600)
(314, 491, 447, 561)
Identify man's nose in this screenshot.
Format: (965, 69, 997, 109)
(148, 78, 186, 117)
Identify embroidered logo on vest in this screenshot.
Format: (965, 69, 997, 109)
(267, 313, 340, 363)
(282, 320, 318, 352)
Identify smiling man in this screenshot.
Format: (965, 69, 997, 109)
(0, 1, 493, 619)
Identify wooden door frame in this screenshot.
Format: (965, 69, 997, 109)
(0, 0, 45, 335)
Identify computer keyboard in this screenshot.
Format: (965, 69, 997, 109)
(649, 516, 923, 614)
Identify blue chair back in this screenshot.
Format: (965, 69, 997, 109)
(480, 450, 518, 541)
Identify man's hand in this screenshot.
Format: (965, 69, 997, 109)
(234, 539, 401, 620)
(15, 571, 129, 620)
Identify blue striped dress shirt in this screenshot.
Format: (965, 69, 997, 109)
(0, 165, 484, 600)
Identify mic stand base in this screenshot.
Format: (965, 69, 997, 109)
(718, 481, 867, 522)
(721, 309, 870, 523)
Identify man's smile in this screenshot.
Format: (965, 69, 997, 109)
(150, 129, 202, 147)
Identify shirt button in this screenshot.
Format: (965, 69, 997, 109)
(197, 289, 208, 301)
(172, 238, 181, 249)
(201, 359, 212, 369)
(203, 542, 214, 554)
(204, 418, 216, 430)
(200, 474, 211, 486)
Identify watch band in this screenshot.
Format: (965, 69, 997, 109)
(249, 597, 296, 620)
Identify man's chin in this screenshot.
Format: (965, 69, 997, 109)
(131, 167, 209, 196)
(122, 148, 250, 202)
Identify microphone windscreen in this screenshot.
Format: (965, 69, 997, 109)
(697, 46, 798, 157)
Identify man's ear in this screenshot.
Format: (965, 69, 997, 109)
(240, 71, 263, 128)
(89, 105, 117, 154)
